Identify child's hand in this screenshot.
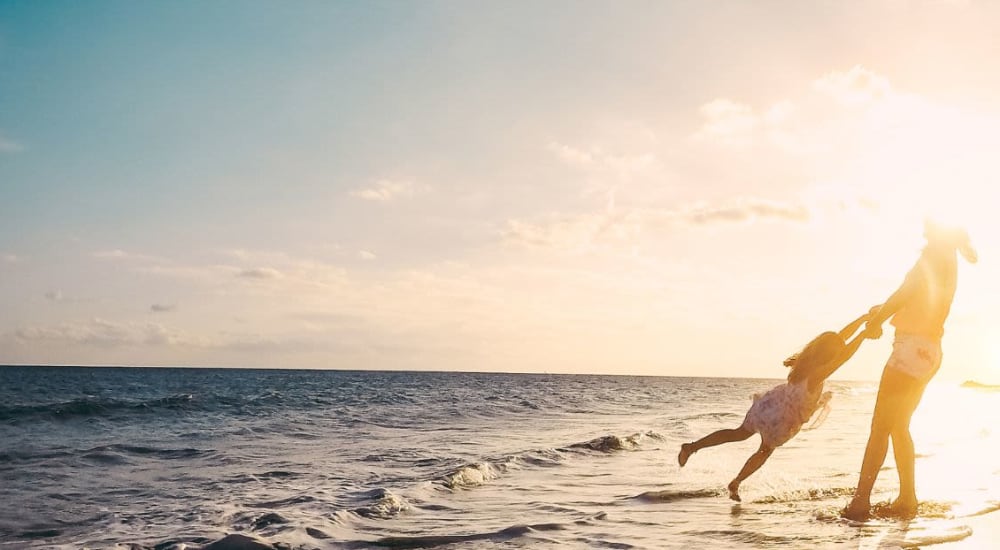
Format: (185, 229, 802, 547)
(862, 321, 883, 340)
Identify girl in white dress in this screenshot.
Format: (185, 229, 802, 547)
(677, 307, 877, 501)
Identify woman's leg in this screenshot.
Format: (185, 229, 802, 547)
(678, 426, 753, 466)
(888, 379, 931, 517)
(727, 442, 774, 501)
(843, 371, 907, 520)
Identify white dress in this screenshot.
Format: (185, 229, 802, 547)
(741, 380, 831, 448)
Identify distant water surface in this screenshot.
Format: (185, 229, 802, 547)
(1, 366, 997, 549)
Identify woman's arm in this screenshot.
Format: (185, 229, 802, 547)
(862, 262, 924, 339)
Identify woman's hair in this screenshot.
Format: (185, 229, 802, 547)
(924, 219, 978, 264)
(784, 331, 846, 384)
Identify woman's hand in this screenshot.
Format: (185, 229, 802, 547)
(861, 304, 885, 338)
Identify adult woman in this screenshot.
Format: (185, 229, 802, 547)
(843, 221, 977, 520)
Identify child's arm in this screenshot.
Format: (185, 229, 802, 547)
(837, 306, 881, 341)
(809, 332, 868, 387)
(785, 307, 878, 368)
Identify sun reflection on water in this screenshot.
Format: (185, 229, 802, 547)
(910, 384, 1000, 517)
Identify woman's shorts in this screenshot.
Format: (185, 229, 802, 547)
(886, 333, 942, 383)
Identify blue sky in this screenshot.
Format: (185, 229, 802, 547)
(2, 1, 1000, 380)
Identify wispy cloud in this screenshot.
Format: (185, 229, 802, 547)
(44, 290, 64, 302)
(693, 66, 899, 155)
(150, 303, 176, 313)
(12, 318, 203, 348)
(358, 250, 377, 261)
(547, 141, 656, 175)
(7, 317, 362, 356)
(92, 249, 164, 263)
(677, 198, 810, 226)
(504, 198, 810, 251)
(236, 267, 283, 280)
(349, 179, 419, 201)
(813, 65, 891, 106)
(1, 254, 20, 264)
(503, 209, 640, 252)
(693, 99, 759, 145)
(0, 133, 23, 154)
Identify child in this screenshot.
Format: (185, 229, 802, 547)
(677, 307, 877, 501)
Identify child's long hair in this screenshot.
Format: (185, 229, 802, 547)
(783, 331, 846, 384)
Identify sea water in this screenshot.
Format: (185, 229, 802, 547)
(1, 366, 997, 549)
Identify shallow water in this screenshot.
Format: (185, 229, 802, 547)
(1, 367, 996, 549)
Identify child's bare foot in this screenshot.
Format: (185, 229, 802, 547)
(677, 444, 694, 467)
(727, 480, 741, 502)
(841, 498, 870, 521)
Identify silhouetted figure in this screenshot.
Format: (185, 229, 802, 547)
(843, 221, 977, 521)
(679, 309, 876, 501)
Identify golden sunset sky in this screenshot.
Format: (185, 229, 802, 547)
(1, 2, 998, 381)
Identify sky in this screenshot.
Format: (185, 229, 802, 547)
(2, 1, 1000, 381)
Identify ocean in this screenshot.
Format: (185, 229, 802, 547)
(1, 366, 997, 549)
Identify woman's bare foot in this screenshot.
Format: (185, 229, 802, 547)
(727, 479, 741, 502)
(678, 444, 694, 467)
(884, 498, 918, 519)
(841, 498, 871, 521)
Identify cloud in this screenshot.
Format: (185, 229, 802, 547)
(813, 65, 892, 106)
(92, 249, 164, 263)
(0, 133, 23, 154)
(6, 317, 362, 357)
(678, 198, 810, 226)
(504, 198, 809, 251)
(236, 267, 283, 279)
(693, 66, 896, 153)
(150, 303, 176, 313)
(548, 141, 596, 166)
(694, 99, 758, 144)
(547, 141, 656, 175)
(349, 179, 419, 201)
(359, 250, 377, 261)
(44, 290, 64, 302)
(693, 97, 811, 150)
(503, 209, 641, 252)
(12, 318, 202, 348)
(93, 249, 129, 259)
(2, 254, 20, 264)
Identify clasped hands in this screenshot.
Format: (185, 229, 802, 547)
(861, 305, 884, 340)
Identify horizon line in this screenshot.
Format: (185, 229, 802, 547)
(0, 362, 889, 383)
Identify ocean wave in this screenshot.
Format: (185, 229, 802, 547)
(751, 486, 856, 504)
(683, 529, 805, 546)
(0, 444, 212, 467)
(633, 488, 722, 503)
(442, 462, 503, 489)
(965, 501, 1000, 518)
(100, 444, 211, 460)
(248, 512, 290, 532)
(436, 431, 662, 491)
(564, 431, 664, 453)
(248, 495, 318, 509)
(678, 411, 744, 421)
(364, 514, 607, 549)
(353, 488, 412, 519)
(0, 394, 196, 422)
(0, 448, 75, 464)
(227, 470, 302, 484)
(961, 380, 1000, 391)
